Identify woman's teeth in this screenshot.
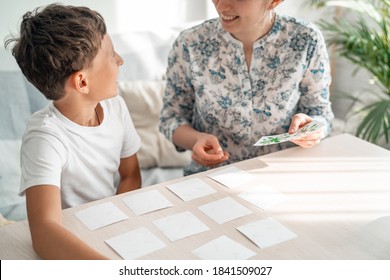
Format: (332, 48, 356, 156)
(221, 14, 238, 21)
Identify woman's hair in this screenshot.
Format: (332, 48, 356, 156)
(4, 4, 107, 100)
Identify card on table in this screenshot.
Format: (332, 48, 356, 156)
(75, 201, 128, 231)
(121, 189, 173, 216)
(152, 211, 209, 241)
(207, 166, 256, 189)
(192, 235, 256, 260)
(166, 178, 216, 201)
(198, 197, 252, 224)
(236, 217, 297, 249)
(254, 120, 325, 146)
(105, 227, 166, 260)
(238, 185, 289, 210)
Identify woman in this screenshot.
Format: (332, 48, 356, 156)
(160, 0, 334, 175)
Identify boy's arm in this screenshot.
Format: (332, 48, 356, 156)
(116, 153, 141, 194)
(26, 185, 108, 260)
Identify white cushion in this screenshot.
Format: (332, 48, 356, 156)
(119, 80, 191, 169)
(112, 29, 179, 81)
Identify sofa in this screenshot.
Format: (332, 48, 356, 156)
(0, 26, 193, 223)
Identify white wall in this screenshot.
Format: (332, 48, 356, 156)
(0, 0, 207, 45)
(1, 0, 324, 44)
(1, 1, 112, 44)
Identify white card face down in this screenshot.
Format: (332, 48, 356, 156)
(121, 189, 173, 216)
(105, 227, 166, 260)
(198, 197, 252, 224)
(75, 201, 128, 231)
(207, 166, 256, 189)
(152, 211, 209, 241)
(238, 185, 289, 210)
(237, 217, 297, 249)
(192, 235, 256, 260)
(166, 178, 216, 201)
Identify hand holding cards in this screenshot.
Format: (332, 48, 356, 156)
(254, 120, 324, 146)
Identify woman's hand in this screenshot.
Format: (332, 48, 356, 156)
(191, 133, 229, 167)
(172, 124, 229, 167)
(289, 113, 324, 148)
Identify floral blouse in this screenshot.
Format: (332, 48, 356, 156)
(160, 13, 334, 175)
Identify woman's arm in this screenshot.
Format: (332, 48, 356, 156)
(26, 185, 108, 259)
(298, 27, 334, 136)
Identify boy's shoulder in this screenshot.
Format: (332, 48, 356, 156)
(26, 103, 54, 129)
(23, 102, 65, 141)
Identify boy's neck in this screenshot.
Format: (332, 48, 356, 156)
(54, 100, 101, 127)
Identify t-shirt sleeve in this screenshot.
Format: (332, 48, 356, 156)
(19, 131, 67, 195)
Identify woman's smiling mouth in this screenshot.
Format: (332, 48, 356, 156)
(221, 14, 239, 22)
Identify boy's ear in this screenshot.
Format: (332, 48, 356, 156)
(70, 71, 89, 94)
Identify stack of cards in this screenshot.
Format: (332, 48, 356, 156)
(254, 120, 324, 146)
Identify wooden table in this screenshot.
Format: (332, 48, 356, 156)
(1, 133, 390, 259)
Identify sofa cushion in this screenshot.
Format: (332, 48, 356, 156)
(23, 77, 48, 114)
(0, 140, 25, 208)
(0, 71, 31, 140)
(119, 80, 191, 168)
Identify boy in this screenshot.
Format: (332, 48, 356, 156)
(5, 4, 141, 259)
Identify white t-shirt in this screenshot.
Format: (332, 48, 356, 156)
(19, 95, 141, 209)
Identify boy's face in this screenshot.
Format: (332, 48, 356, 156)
(85, 34, 123, 101)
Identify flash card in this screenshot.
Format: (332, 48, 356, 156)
(166, 178, 216, 202)
(105, 227, 166, 259)
(254, 120, 324, 146)
(237, 217, 297, 249)
(192, 235, 256, 260)
(152, 211, 209, 241)
(75, 202, 128, 231)
(198, 197, 252, 224)
(121, 189, 173, 216)
(207, 166, 256, 189)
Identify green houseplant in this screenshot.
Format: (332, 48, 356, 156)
(306, 0, 390, 145)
